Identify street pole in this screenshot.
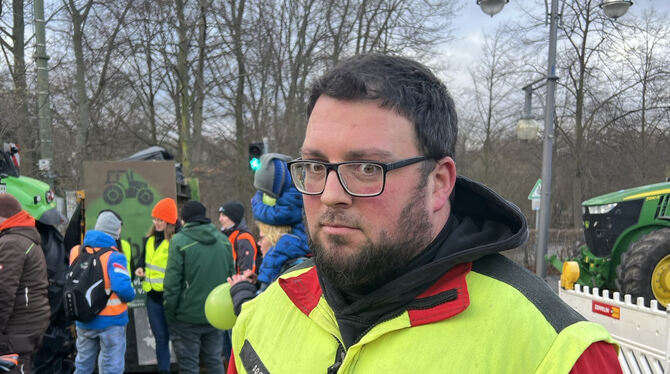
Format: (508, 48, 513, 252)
(34, 0, 53, 185)
(536, 0, 560, 279)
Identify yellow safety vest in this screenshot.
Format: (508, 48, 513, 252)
(231, 259, 617, 374)
(121, 239, 131, 273)
(141, 236, 170, 292)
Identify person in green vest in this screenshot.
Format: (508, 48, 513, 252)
(134, 198, 178, 374)
(227, 54, 622, 373)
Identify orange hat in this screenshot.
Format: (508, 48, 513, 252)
(152, 198, 178, 224)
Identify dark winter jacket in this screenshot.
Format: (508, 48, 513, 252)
(163, 221, 235, 324)
(223, 218, 262, 274)
(0, 211, 50, 353)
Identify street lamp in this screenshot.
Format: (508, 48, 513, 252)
(477, 0, 509, 17)
(600, 0, 633, 19)
(478, 0, 632, 278)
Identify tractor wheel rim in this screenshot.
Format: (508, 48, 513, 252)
(651, 254, 670, 307)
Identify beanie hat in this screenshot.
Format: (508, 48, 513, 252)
(95, 210, 122, 240)
(253, 153, 293, 199)
(181, 200, 210, 223)
(218, 201, 244, 226)
(0, 193, 22, 218)
(152, 198, 178, 224)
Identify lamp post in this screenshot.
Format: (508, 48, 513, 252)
(478, 0, 632, 278)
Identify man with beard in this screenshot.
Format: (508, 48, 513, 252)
(228, 54, 621, 373)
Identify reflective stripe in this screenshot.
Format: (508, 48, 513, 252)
(107, 297, 122, 306)
(147, 277, 164, 284)
(146, 263, 166, 272)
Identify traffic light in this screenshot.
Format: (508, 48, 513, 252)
(248, 142, 264, 171)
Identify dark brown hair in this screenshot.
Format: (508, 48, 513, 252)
(146, 222, 176, 241)
(0, 193, 22, 218)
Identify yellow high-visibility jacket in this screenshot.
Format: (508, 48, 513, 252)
(141, 236, 169, 292)
(230, 255, 617, 374)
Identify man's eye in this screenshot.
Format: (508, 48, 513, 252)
(357, 163, 380, 175)
(307, 163, 325, 173)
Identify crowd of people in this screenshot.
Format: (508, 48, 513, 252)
(1, 53, 623, 374)
(0, 150, 311, 374)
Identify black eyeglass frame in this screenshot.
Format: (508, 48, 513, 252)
(287, 156, 430, 197)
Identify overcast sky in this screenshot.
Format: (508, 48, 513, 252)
(441, 0, 670, 91)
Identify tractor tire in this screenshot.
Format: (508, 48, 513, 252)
(616, 228, 670, 307)
(137, 189, 154, 206)
(103, 185, 124, 205)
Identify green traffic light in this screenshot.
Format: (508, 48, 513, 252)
(250, 158, 261, 171)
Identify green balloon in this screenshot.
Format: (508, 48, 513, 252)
(205, 282, 237, 330)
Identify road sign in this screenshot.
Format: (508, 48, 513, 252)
(528, 179, 542, 200)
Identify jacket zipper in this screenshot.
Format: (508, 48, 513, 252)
(327, 339, 346, 374)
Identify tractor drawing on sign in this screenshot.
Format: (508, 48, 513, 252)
(103, 170, 154, 206)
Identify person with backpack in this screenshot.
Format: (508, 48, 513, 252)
(163, 200, 234, 374)
(68, 210, 135, 374)
(218, 201, 261, 275)
(134, 197, 178, 374)
(0, 193, 50, 374)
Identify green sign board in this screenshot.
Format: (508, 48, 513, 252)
(528, 178, 542, 200)
(83, 161, 176, 272)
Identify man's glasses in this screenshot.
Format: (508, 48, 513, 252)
(287, 156, 430, 197)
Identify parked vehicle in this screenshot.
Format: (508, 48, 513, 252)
(548, 181, 670, 307)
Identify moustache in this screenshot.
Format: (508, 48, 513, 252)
(318, 209, 359, 228)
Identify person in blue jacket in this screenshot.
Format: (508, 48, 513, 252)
(70, 211, 135, 374)
(228, 153, 310, 312)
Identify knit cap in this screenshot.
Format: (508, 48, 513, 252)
(0, 193, 22, 218)
(181, 200, 209, 223)
(218, 201, 244, 226)
(152, 197, 178, 224)
(253, 153, 293, 199)
(95, 210, 122, 240)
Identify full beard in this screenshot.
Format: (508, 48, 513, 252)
(310, 190, 433, 294)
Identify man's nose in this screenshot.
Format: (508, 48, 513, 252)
(320, 170, 352, 206)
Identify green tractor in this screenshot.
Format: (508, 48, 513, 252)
(548, 181, 670, 306)
(0, 144, 61, 224)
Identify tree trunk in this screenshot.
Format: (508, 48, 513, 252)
(68, 0, 94, 178)
(12, 0, 34, 175)
(191, 0, 207, 167)
(176, 0, 191, 177)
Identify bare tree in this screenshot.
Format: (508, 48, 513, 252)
(462, 28, 524, 186)
(0, 0, 35, 174)
(62, 0, 131, 183)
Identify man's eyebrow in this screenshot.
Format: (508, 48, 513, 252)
(300, 148, 394, 160)
(300, 148, 327, 159)
(345, 149, 394, 160)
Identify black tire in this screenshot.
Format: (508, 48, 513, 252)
(102, 185, 124, 205)
(616, 228, 670, 306)
(137, 189, 154, 206)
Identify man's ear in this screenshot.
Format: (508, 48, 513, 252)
(431, 157, 456, 212)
